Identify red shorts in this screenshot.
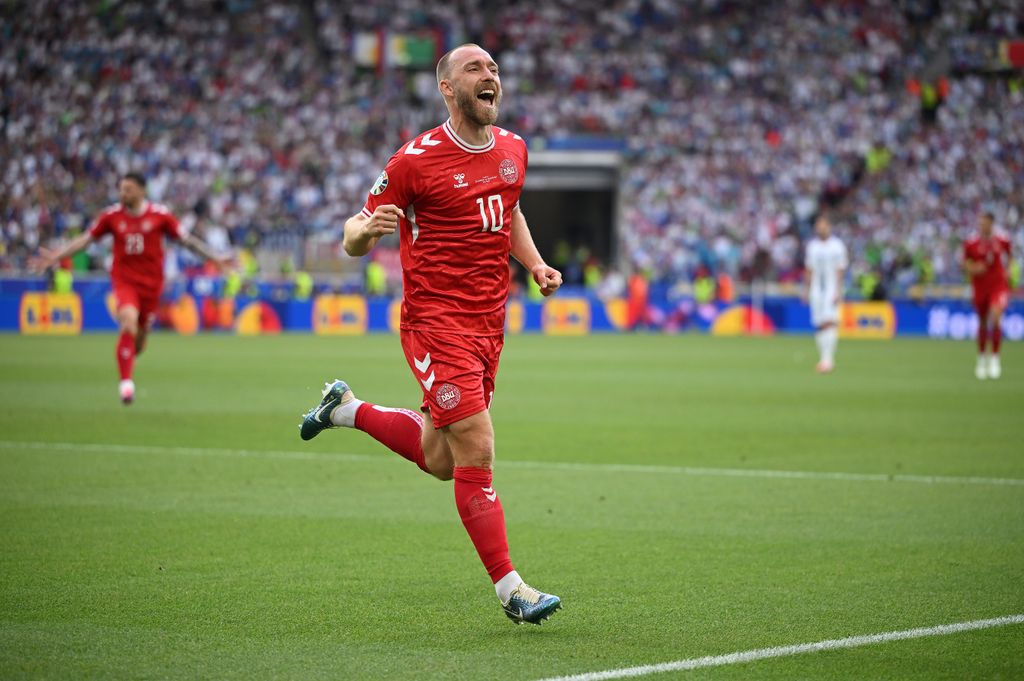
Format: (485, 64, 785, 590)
(113, 282, 160, 328)
(400, 328, 504, 428)
(973, 287, 1009, 314)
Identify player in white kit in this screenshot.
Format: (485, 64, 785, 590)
(804, 214, 848, 373)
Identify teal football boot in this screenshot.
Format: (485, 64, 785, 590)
(502, 583, 562, 625)
(300, 380, 354, 441)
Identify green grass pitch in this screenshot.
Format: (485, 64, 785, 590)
(1, 332, 1022, 680)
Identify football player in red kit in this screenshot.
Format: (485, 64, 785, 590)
(300, 44, 564, 624)
(33, 173, 231, 402)
(962, 211, 1012, 380)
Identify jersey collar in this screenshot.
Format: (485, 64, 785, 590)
(442, 119, 495, 154)
(121, 200, 150, 217)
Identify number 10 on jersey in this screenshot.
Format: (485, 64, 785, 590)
(477, 195, 504, 232)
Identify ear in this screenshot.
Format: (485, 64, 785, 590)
(438, 78, 454, 98)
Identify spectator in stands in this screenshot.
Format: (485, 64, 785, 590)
(1, 0, 1020, 300)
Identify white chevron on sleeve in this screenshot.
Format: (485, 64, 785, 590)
(414, 353, 431, 373)
(405, 133, 441, 155)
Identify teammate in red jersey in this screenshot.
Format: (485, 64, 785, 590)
(962, 211, 1012, 380)
(32, 173, 232, 402)
(300, 44, 564, 624)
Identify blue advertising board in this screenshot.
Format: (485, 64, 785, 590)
(1, 277, 1020, 339)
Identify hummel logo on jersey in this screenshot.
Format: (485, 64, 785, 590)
(453, 173, 468, 189)
(483, 487, 497, 502)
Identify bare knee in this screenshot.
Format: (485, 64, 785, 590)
(454, 449, 493, 470)
(118, 308, 140, 336)
(443, 411, 495, 469)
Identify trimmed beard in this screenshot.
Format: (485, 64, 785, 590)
(455, 87, 500, 126)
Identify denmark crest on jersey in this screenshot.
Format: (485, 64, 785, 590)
(370, 170, 389, 195)
(499, 158, 518, 184)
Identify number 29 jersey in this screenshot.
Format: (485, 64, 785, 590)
(360, 119, 528, 336)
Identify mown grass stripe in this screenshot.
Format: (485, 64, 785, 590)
(2, 440, 1022, 487)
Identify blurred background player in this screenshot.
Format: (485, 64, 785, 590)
(962, 212, 1012, 380)
(804, 214, 848, 373)
(32, 173, 232, 403)
(299, 44, 564, 625)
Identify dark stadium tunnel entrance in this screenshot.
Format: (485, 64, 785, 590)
(517, 151, 620, 288)
(518, 189, 614, 287)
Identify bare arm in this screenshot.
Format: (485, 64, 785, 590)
(181, 233, 232, 271)
(30, 232, 94, 272)
(962, 257, 986, 276)
(509, 206, 562, 296)
(835, 268, 845, 304)
(343, 205, 404, 257)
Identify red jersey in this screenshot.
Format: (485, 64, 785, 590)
(360, 120, 528, 335)
(963, 232, 1011, 293)
(89, 201, 184, 292)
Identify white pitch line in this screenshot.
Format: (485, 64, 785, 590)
(0, 440, 376, 464)
(1, 440, 1022, 487)
(534, 615, 1024, 681)
(501, 459, 1024, 487)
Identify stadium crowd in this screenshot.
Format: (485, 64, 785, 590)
(2, 0, 1022, 295)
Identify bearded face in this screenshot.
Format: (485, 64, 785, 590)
(453, 74, 501, 126)
(442, 46, 502, 127)
(119, 179, 145, 209)
(979, 215, 993, 237)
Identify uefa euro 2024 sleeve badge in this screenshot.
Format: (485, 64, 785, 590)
(370, 170, 389, 195)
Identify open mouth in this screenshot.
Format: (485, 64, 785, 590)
(477, 88, 497, 105)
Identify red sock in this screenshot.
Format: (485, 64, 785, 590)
(977, 323, 988, 353)
(453, 466, 514, 583)
(355, 403, 428, 472)
(992, 324, 1001, 354)
(116, 331, 136, 380)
